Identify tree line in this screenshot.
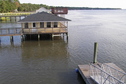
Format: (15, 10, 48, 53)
(0, 0, 121, 13)
(18, 3, 50, 12)
(0, 0, 20, 12)
(0, 0, 50, 13)
(67, 7, 121, 10)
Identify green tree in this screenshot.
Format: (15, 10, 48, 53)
(0, 1, 7, 12)
(0, 0, 19, 12)
(18, 3, 50, 12)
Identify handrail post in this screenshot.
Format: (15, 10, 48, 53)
(93, 42, 98, 63)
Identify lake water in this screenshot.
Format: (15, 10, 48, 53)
(0, 10, 126, 84)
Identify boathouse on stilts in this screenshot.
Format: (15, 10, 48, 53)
(18, 10, 71, 40)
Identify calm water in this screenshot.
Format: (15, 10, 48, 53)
(0, 10, 126, 84)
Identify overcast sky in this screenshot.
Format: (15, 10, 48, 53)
(19, 0, 126, 9)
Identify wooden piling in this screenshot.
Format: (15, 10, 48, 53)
(10, 17, 11, 22)
(93, 42, 98, 63)
(52, 34, 54, 40)
(15, 16, 16, 22)
(66, 33, 68, 40)
(10, 36, 13, 42)
(21, 35, 25, 41)
(0, 38, 1, 44)
(38, 34, 40, 40)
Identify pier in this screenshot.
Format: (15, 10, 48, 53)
(0, 11, 70, 41)
(0, 12, 34, 22)
(78, 42, 126, 84)
(0, 28, 22, 36)
(0, 15, 27, 22)
(0, 12, 33, 16)
(78, 63, 126, 84)
(0, 27, 68, 41)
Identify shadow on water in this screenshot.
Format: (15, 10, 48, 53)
(24, 34, 52, 41)
(24, 34, 68, 41)
(58, 70, 86, 84)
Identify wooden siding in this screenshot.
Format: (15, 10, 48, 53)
(21, 22, 68, 34)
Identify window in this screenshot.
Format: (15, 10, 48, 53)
(33, 23, 36, 28)
(47, 22, 51, 28)
(40, 22, 44, 28)
(25, 23, 28, 28)
(54, 22, 58, 27)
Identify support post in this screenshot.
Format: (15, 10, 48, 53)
(5, 17, 7, 22)
(93, 42, 98, 63)
(20, 16, 21, 20)
(10, 36, 13, 42)
(52, 34, 54, 40)
(15, 16, 16, 22)
(30, 34, 31, 40)
(38, 34, 40, 40)
(10, 17, 11, 22)
(66, 33, 68, 40)
(0, 37, 1, 44)
(21, 35, 25, 41)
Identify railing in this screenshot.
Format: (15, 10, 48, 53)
(90, 63, 126, 84)
(0, 12, 33, 16)
(22, 28, 68, 34)
(102, 63, 126, 83)
(0, 28, 22, 36)
(0, 27, 68, 36)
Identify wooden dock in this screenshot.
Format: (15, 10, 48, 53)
(0, 27, 68, 41)
(78, 63, 126, 84)
(78, 64, 97, 84)
(0, 12, 34, 16)
(0, 28, 22, 36)
(0, 15, 27, 22)
(0, 12, 35, 22)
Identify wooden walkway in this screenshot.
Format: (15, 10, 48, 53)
(0, 12, 34, 16)
(0, 28, 23, 36)
(78, 65, 97, 84)
(0, 12, 34, 22)
(0, 15, 27, 22)
(78, 63, 126, 84)
(0, 28, 68, 36)
(0, 27, 68, 41)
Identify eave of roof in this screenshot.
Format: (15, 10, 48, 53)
(18, 12, 71, 23)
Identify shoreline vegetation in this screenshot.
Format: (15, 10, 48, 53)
(0, 0, 122, 13)
(67, 7, 121, 10)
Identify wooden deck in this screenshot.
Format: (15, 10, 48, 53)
(78, 63, 126, 84)
(78, 65, 97, 84)
(0, 27, 68, 36)
(22, 28, 67, 34)
(0, 28, 22, 36)
(0, 12, 33, 16)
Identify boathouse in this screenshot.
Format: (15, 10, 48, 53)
(18, 12, 71, 40)
(51, 7, 68, 14)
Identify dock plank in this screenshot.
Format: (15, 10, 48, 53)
(78, 65, 97, 84)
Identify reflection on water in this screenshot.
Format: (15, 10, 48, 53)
(0, 10, 126, 84)
(0, 40, 85, 84)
